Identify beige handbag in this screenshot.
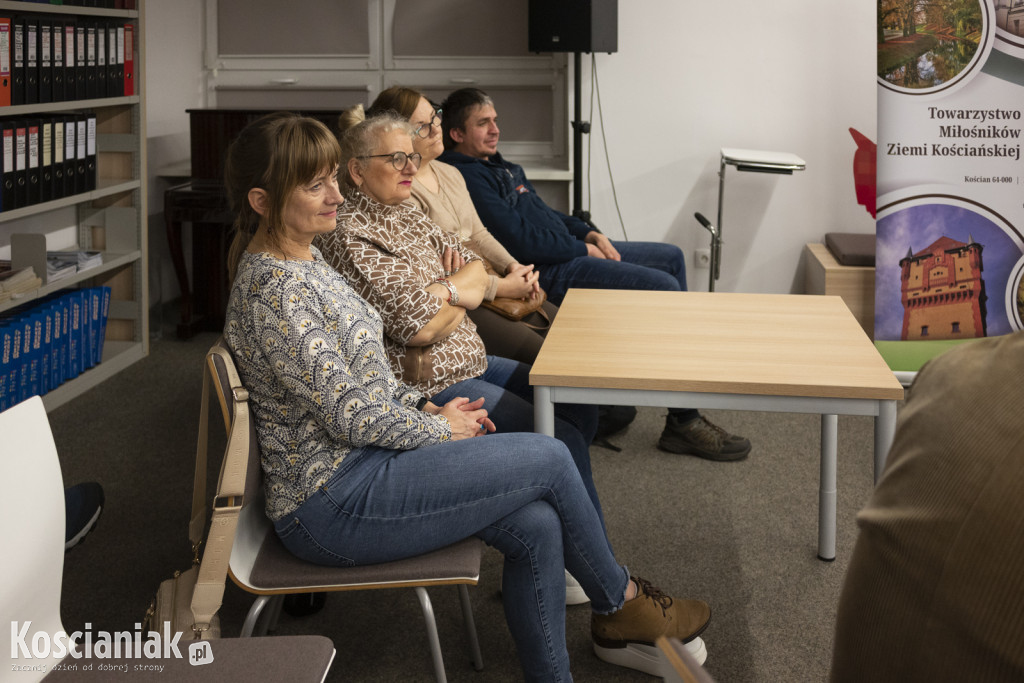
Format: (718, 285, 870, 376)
(143, 344, 249, 641)
(145, 565, 213, 640)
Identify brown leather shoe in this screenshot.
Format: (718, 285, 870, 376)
(592, 577, 710, 674)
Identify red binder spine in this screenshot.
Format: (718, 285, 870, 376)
(122, 23, 133, 96)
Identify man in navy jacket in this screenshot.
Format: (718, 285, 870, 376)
(438, 87, 750, 462)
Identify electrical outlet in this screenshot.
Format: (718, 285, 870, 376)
(695, 249, 711, 268)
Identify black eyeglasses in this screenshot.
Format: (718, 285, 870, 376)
(412, 109, 442, 139)
(356, 151, 423, 171)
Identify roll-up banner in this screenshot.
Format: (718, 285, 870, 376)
(875, 0, 1024, 378)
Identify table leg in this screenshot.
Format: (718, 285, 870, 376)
(533, 386, 556, 437)
(874, 399, 898, 484)
(818, 413, 838, 561)
(164, 207, 193, 335)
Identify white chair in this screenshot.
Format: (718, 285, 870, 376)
(205, 339, 484, 683)
(0, 396, 337, 683)
(0, 396, 67, 681)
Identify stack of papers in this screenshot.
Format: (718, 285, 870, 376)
(46, 249, 104, 283)
(0, 267, 43, 303)
(46, 260, 78, 283)
(47, 249, 103, 274)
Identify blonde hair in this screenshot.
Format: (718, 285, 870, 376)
(333, 107, 414, 190)
(224, 113, 341, 283)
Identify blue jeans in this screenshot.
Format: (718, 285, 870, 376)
(538, 240, 687, 306)
(431, 356, 604, 528)
(274, 432, 630, 682)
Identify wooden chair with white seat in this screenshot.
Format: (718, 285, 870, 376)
(204, 338, 485, 683)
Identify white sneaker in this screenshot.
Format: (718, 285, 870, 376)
(593, 637, 707, 676)
(565, 570, 590, 605)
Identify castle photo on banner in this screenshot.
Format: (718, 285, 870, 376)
(875, 0, 1024, 370)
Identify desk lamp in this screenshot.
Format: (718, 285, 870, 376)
(695, 148, 806, 291)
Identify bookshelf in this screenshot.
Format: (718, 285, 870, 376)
(0, 0, 146, 412)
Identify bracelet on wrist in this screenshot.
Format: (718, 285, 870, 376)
(415, 396, 429, 411)
(433, 278, 459, 305)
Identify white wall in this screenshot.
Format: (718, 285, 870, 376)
(577, 2, 878, 293)
(142, 0, 877, 298)
(145, 0, 206, 201)
(144, 0, 206, 303)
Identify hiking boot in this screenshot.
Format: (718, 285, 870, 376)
(658, 414, 751, 461)
(592, 577, 710, 675)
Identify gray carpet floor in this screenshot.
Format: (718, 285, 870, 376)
(50, 329, 882, 682)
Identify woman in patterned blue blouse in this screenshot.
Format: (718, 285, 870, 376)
(220, 113, 711, 681)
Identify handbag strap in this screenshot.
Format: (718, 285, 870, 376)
(186, 341, 250, 635)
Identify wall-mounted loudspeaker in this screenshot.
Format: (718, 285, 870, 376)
(527, 0, 618, 54)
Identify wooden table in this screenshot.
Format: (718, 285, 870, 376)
(530, 290, 905, 560)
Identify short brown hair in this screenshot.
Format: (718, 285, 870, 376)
(440, 88, 493, 150)
(367, 85, 425, 120)
(224, 113, 341, 282)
